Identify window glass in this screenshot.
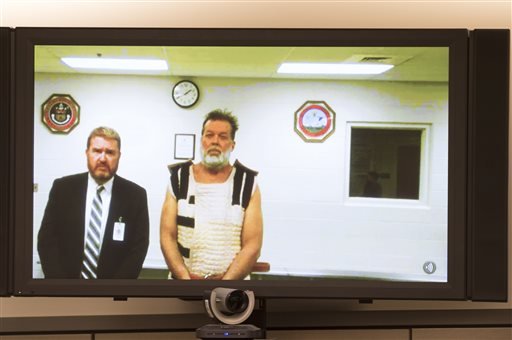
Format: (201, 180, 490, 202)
(349, 127, 423, 199)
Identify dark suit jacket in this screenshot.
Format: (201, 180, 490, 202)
(37, 173, 150, 279)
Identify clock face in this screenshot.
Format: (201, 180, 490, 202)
(172, 80, 199, 108)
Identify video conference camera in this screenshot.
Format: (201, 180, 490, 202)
(197, 288, 262, 339)
(203, 287, 256, 325)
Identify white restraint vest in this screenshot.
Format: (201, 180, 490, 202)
(167, 160, 258, 277)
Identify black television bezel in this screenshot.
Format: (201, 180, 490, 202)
(467, 29, 509, 301)
(0, 27, 12, 297)
(10, 27, 496, 300)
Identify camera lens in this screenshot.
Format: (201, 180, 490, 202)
(225, 290, 249, 313)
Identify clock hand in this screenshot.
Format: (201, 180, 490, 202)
(176, 89, 192, 98)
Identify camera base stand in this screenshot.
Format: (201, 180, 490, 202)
(196, 323, 263, 339)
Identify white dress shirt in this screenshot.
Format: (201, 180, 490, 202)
(84, 174, 114, 251)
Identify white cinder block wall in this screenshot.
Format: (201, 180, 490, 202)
(33, 72, 448, 282)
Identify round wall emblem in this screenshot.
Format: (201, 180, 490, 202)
(41, 94, 80, 134)
(294, 100, 336, 142)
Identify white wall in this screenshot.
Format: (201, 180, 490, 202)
(0, 0, 511, 318)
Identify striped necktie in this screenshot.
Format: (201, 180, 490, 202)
(81, 185, 104, 279)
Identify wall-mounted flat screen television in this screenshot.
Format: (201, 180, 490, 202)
(11, 28, 508, 300)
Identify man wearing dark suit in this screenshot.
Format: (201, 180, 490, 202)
(37, 127, 149, 279)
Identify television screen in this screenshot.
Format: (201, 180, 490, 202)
(11, 28, 503, 300)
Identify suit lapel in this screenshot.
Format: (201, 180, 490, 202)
(76, 173, 89, 244)
(98, 176, 121, 275)
(103, 175, 121, 246)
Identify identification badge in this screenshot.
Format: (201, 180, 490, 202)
(113, 221, 125, 241)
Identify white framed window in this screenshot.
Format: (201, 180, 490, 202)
(346, 122, 431, 205)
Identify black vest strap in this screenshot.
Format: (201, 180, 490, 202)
(179, 164, 190, 200)
(177, 242, 190, 258)
(241, 172, 255, 209)
(168, 160, 193, 200)
(177, 215, 195, 228)
(232, 167, 244, 206)
(232, 160, 259, 209)
(169, 166, 180, 199)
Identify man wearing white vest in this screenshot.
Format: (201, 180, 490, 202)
(160, 109, 263, 280)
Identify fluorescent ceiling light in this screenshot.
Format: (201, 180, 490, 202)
(61, 57, 168, 71)
(278, 62, 394, 75)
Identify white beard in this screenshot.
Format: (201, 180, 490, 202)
(202, 147, 231, 171)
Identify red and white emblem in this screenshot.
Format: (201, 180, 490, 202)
(294, 100, 336, 142)
(41, 94, 80, 134)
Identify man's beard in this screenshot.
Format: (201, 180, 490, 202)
(201, 147, 231, 171)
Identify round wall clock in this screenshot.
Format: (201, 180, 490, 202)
(172, 80, 199, 108)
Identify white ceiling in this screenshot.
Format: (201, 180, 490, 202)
(35, 45, 449, 82)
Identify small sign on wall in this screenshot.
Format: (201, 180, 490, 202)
(294, 100, 336, 143)
(174, 133, 196, 160)
(41, 94, 80, 134)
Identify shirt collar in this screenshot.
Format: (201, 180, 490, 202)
(88, 173, 115, 194)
